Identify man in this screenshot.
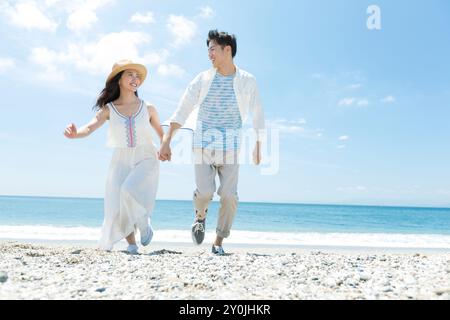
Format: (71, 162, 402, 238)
(159, 30, 265, 255)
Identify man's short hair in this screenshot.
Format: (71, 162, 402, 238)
(207, 29, 237, 58)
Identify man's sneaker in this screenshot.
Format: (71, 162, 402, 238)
(211, 244, 225, 255)
(191, 219, 205, 245)
(140, 224, 154, 246)
(126, 244, 139, 255)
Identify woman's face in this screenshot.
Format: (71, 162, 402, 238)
(119, 69, 142, 92)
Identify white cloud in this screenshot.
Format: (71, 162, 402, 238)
(0, 57, 15, 72)
(338, 135, 349, 141)
(45, 0, 62, 7)
(29, 31, 151, 77)
(66, 0, 114, 32)
(30, 47, 59, 65)
(67, 8, 98, 31)
(157, 64, 186, 77)
(142, 50, 170, 66)
(338, 98, 356, 106)
(29, 47, 66, 82)
(338, 97, 369, 107)
(381, 95, 396, 103)
(269, 118, 307, 131)
(3, 2, 58, 32)
(167, 15, 197, 47)
(37, 67, 66, 82)
(266, 118, 322, 139)
(71, 31, 151, 74)
(0, 0, 112, 32)
(199, 6, 215, 19)
(130, 12, 155, 24)
(28, 31, 190, 84)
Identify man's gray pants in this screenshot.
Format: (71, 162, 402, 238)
(193, 148, 239, 238)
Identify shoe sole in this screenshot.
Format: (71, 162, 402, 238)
(211, 246, 225, 255)
(191, 222, 205, 245)
(191, 233, 204, 245)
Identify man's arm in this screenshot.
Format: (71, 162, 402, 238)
(250, 78, 265, 166)
(169, 73, 203, 128)
(159, 74, 202, 161)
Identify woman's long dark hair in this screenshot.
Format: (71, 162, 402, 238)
(93, 71, 139, 110)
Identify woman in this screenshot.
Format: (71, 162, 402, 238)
(64, 59, 163, 254)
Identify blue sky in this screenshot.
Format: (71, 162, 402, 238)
(0, 0, 449, 207)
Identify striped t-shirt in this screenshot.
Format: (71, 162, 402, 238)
(193, 72, 242, 150)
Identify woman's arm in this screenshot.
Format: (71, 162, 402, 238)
(64, 107, 109, 139)
(148, 105, 164, 143)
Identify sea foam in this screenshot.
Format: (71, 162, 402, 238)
(1, 225, 450, 248)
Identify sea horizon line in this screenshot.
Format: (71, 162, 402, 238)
(1, 194, 449, 210)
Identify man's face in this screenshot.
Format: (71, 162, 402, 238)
(208, 40, 228, 68)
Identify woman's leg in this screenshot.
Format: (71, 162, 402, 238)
(125, 232, 136, 245)
(120, 149, 159, 238)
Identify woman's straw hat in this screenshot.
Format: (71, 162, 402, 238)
(105, 59, 147, 84)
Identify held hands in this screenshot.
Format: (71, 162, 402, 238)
(159, 139, 172, 161)
(64, 123, 78, 139)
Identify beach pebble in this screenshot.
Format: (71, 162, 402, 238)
(344, 278, 358, 287)
(434, 288, 450, 296)
(71, 250, 82, 255)
(1, 242, 450, 300)
(324, 278, 338, 287)
(359, 273, 371, 281)
(0, 272, 8, 283)
(382, 286, 393, 293)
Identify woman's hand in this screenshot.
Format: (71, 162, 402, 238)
(64, 123, 78, 139)
(159, 139, 172, 161)
(63, 109, 108, 139)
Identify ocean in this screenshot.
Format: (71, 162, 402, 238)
(1, 195, 450, 248)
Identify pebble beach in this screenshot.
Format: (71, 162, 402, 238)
(1, 241, 449, 300)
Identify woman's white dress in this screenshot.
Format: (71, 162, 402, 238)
(98, 99, 159, 250)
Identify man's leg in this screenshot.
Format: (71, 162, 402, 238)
(192, 149, 216, 244)
(215, 151, 239, 248)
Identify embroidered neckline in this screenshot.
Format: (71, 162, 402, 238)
(109, 99, 143, 119)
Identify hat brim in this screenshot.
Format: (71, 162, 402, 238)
(106, 63, 148, 85)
